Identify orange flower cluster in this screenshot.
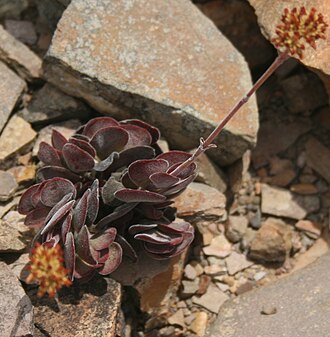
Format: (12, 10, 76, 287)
(26, 243, 72, 297)
(272, 7, 328, 59)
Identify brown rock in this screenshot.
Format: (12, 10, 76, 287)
(203, 235, 232, 258)
(269, 157, 296, 187)
(0, 24, 42, 81)
(305, 137, 330, 183)
(0, 218, 28, 252)
(290, 183, 318, 195)
(168, 309, 185, 328)
(0, 61, 26, 133)
(225, 252, 253, 275)
(32, 277, 122, 337)
(0, 170, 18, 201)
(270, 168, 297, 187)
(0, 261, 33, 337)
(226, 215, 248, 243)
(4, 20, 37, 45)
(249, 218, 292, 263)
(0, 115, 36, 164)
(261, 184, 320, 220)
(7, 165, 36, 184)
(44, 0, 259, 166)
(295, 220, 322, 237)
(189, 311, 208, 337)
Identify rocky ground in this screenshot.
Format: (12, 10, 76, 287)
(0, 1, 329, 337)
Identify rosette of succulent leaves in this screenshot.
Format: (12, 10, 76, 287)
(18, 117, 195, 281)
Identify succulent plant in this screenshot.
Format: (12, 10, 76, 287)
(19, 117, 196, 281)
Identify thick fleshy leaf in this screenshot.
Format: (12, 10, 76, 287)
(121, 119, 160, 144)
(62, 143, 95, 173)
(64, 232, 75, 280)
(167, 162, 197, 179)
(69, 137, 96, 157)
(136, 204, 163, 219)
(37, 166, 81, 183)
(90, 227, 117, 250)
(51, 129, 67, 150)
(41, 200, 74, 235)
(83, 117, 119, 139)
(115, 189, 166, 203)
(98, 242, 122, 275)
(24, 207, 50, 228)
(61, 213, 72, 242)
(102, 177, 124, 205)
(157, 151, 191, 167)
(31, 181, 47, 207)
(128, 159, 168, 188)
(40, 178, 76, 207)
(70, 134, 90, 142)
(38, 142, 62, 166)
(18, 184, 41, 215)
(121, 171, 138, 189)
(76, 225, 97, 266)
(122, 124, 152, 149)
(149, 172, 180, 189)
(94, 152, 120, 172)
(134, 231, 172, 244)
(72, 189, 90, 232)
(144, 242, 176, 255)
(86, 179, 99, 226)
(128, 223, 158, 235)
(115, 234, 137, 261)
(90, 126, 128, 160)
(163, 174, 197, 197)
(44, 193, 73, 224)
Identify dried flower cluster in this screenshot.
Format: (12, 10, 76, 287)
(19, 117, 195, 284)
(26, 243, 72, 297)
(272, 7, 328, 58)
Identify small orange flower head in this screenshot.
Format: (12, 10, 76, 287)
(26, 243, 72, 298)
(272, 7, 328, 59)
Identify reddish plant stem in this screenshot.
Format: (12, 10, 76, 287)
(171, 51, 290, 176)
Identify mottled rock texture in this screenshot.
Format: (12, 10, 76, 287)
(44, 0, 259, 166)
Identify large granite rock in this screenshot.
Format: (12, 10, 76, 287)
(44, 0, 259, 166)
(207, 252, 330, 337)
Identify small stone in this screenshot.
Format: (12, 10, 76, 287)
(0, 115, 36, 164)
(221, 275, 235, 287)
(181, 280, 199, 297)
(193, 284, 228, 314)
(0, 24, 42, 81)
(236, 280, 254, 295)
(0, 219, 27, 252)
(249, 218, 292, 263)
(0, 171, 18, 201)
(8, 252, 30, 281)
(270, 169, 296, 187)
(4, 20, 37, 45)
(290, 183, 318, 195)
(202, 235, 232, 258)
(240, 228, 257, 250)
(204, 265, 226, 276)
(215, 282, 230, 292)
(0, 61, 26, 133)
(225, 252, 254, 276)
(189, 311, 208, 337)
(226, 215, 248, 243)
(184, 264, 197, 280)
(254, 271, 267, 281)
(261, 305, 277, 315)
(192, 262, 204, 276)
(184, 314, 195, 326)
(295, 220, 322, 237)
(0, 0, 28, 19)
(261, 184, 320, 220)
(168, 309, 185, 328)
(7, 165, 36, 184)
(202, 231, 213, 246)
(0, 196, 19, 218)
(248, 208, 262, 229)
(197, 275, 211, 295)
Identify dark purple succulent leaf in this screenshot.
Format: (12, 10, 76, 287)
(128, 159, 168, 188)
(115, 188, 166, 203)
(38, 142, 62, 166)
(31, 181, 47, 207)
(149, 172, 180, 189)
(144, 242, 177, 255)
(90, 126, 129, 160)
(37, 166, 81, 183)
(51, 129, 67, 151)
(102, 177, 124, 205)
(121, 171, 138, 189)
(163, 174, 197, 197)
(95, 202, 138, 229)
(18, 184, 41, 215)
(40, 178, 76, 207)
(43, 235, 60, 248)
(136, 204, 163, 220)
(64, 232, 75, 280)
(44, 193, 73, 224)
(86, 179, 99, 226)
(72, 189, 90, 232)
(76, 225, 97, 266)
(90, 227, 117, 251)
(120, 119, 160, 144)
(70, 134, 90, 142)
(128, 223, 158, 235)
(41, 200, 74, 235)
(121, 124, 152, 149)
(97, 242, 122, 275)
(167, 162, 197, 179)
(24, 207, 50, 228)
(83, 117, 120, 139)
(134, 231, 172, 244)
(157, 151, 192, 167)
(94, 152, 119, 172)
(105, 146, 155, 172)
(115, 234, 138, 261)
(73, 257, 96, 281)
(68, 137, 96, 158)
(61, 213, 72, 242)
(62, 143, 95, 173)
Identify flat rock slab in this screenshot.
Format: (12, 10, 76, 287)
(44, 0, 259, 166)
(0, 261, 34, 337)
(0, 61, 26, 133)
(207, 252, 330, 337)
(32, 277, 122, 337)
